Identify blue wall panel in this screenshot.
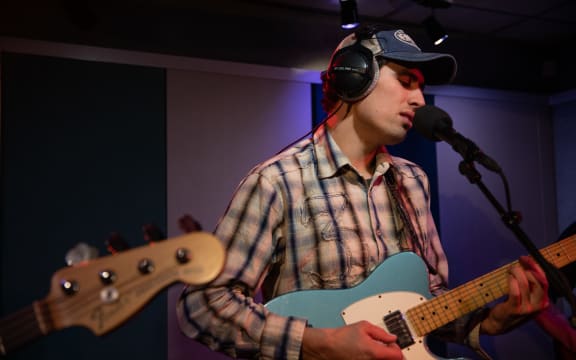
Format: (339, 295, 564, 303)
(0, 53, 167, 360)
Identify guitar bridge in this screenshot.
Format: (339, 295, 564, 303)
(383, 310, 414, 348)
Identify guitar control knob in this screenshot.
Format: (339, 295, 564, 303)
(99, 270, 117, 285)
(60, 279, 79, 295)
(176, 248, 190, 264)
(138, 259, 155, 274)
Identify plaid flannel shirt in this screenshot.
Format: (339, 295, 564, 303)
(177, 124, 484, 359)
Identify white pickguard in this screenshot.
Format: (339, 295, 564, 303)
(267, 236, 576, 359)
(342, 291, 452, 360)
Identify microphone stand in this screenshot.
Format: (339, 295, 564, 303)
(458, 159, 576, 328)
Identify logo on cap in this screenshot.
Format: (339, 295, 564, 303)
(393, 30, 421, 51)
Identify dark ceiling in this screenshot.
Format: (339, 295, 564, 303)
(1, 0, 575, 93)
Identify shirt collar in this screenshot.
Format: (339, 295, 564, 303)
(312, 124, 394, 179)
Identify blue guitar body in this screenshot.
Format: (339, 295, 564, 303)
(264, 236, 576, 359)
(265, 252, 465, 360)
(265, 252, 431, 328)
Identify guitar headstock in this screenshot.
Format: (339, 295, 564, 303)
(41, 232, 225, 335)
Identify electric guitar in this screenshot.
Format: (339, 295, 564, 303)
(265, 234, 576, 359)
(0, 232, 225, 356)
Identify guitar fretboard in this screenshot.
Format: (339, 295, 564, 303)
(0, 301, 51, 355)
(406, 234, 576, 336)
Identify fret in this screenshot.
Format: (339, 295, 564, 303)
(407, 234, 576, 336)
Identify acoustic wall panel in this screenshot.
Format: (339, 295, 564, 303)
(0, 52, 167, 360)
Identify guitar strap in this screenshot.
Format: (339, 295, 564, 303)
(384, 169, 420, 251)
(384, 168, 437, 275)
(386, 168, 493, 360)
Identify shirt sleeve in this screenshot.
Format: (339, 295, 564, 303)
(176, 172, 307, 359)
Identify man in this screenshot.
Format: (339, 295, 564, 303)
(177, 27, 549, 359)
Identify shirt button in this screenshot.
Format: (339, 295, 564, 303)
(376, 229, 382, 237)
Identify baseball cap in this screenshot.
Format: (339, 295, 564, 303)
(334, 28, 457, 85)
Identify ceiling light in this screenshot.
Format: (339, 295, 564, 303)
(423, 15, 448, 45)
(413, 0, 452, 45)
(339, 0, 360, 30)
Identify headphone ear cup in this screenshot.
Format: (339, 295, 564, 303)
(327, 43, 379, 102)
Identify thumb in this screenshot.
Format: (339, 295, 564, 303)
(366, 323, 397, 343)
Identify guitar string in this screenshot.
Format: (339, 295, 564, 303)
(410, 270, 504, 327)
(0, 264, 181, 350)
(411, 266, 515, 334)
(36, 273, 162, 333)
(412, 236, 576, 333)
(40, 236, 198, 320)
(0, 305, 44, 352)
(410, 266, 510, 334)
(412, 238, 576, 335)
(2, 236, 574, 349)
(0, 298, 87, 350)
(0, 234, 222, 353)
(411, 238, 576, 335)
(407, 236, 576, 335)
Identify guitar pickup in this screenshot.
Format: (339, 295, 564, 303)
(383, 310, 414, 348)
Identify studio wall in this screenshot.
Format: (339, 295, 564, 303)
(1, 37, 575, 360)
(0, 52, 167, 360)
(433, 90, 557, 359)
(165, 68, 313, 360)
(551, 93, 576, 232)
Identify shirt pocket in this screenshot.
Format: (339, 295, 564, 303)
(301, 193, 358, 240)
(298, 193, 364, 288)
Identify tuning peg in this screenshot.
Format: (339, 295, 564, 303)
(143, 224, 165, 243)
(65, 242, 99, 266)
(178, 214, 203, 233)
(105, 232, 131, 254)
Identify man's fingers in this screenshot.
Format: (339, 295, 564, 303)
(364, 321, 397, 344)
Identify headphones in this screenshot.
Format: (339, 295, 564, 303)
(326, 28, 380, 103)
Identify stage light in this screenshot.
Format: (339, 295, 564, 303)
(424, 15, 448, 45)
(339, 0, 359, 30)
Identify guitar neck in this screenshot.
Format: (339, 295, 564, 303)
(406, 234, 576, 336)
(0, 300, 51, 355)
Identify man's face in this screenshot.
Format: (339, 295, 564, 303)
(351, 61, 426, 147)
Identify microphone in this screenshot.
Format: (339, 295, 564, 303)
(413, 105, 502, 173)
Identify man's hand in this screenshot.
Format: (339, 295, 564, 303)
(481, 256, 550, 335)
(301, 321, 402, 360)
